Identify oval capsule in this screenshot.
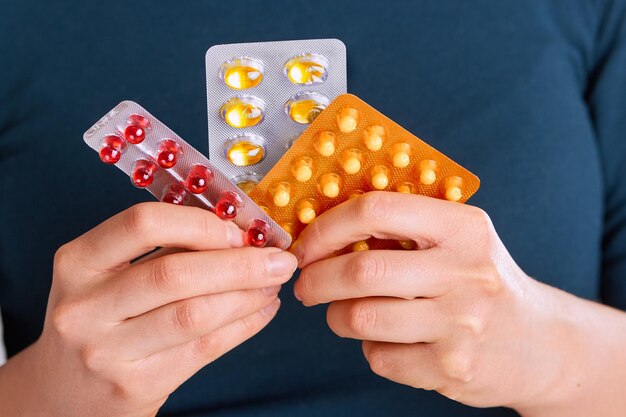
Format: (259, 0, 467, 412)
(340, 148, 364, 174)
(284, 54, 329, 85)
(362, 125, 386, 151)
(220, 96, 265, 128)
(232, 173, 261, 194)
(389, 143, 412, 168)
(220, 57, 264, 90)
(417, 159, 438, 185)
(318, 173, 343, 198)
(268, 181, 292, 207)
(285, 92, 329, 124)
(443, 176, 463, 202)
(352, 241, 370, 252)
(295, 198, 320, 224)
(313, 131, 336, 157)
(290, 156, 314, 182)
(224, 135, 266, 166)
(336, 107, 359, 133)
(368, 165, 390, 190)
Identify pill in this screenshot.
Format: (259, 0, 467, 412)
(313, 131, 336, 156)
(340, 148, 363, 174)
(417, 160, 437, 185)
(186, 165, 214, 194)
(296, 198, 320, 224)
(389, 143, 412, 168)
(285, 54, 329, 85)
(286, 92, 329, 124)
(348, 190, 365, 199)
(444, 176, 463, 202)
(161, 184, 187, 205)
(398, 240, 417, 250)
(280, 222, 296, 240)
(352, 241, 369, 251)
(220, 97, 265, 128)
(269, 182, 292, 207)
(124, 125, 146, 144)
(318, 173, 342, 198)
(368, 165, 390, 190)
(396, 181, 417, 194)
(247, 219, 270, 247)
(336, 107, 359, 133)
(131, 159, 157, 188)
(290, 156, 314, 182)
(156, 139, 182, 169)
(225, 137, 265, 166)
(221, 58, 264, 90)
(215, 190, 243, 220)
(236, 179, 257, 194)
(127, 114, 151, 129)
(99, 135, 126, 164)
(362, 125, 385, 151)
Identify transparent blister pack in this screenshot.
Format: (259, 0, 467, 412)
(83, 100, 292, 249)
(248, 94, 481, 251)
(206, 39, 347, 192)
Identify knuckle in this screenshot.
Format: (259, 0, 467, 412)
(50, 301, 82, 340)
(439, 348, 476, 383)
(475, 264, 504, 297)
(467, 207, 495, 240)
(347, 300, 377, 336)
(366, 344, 390, 377)
(299, 269, 316, 301)
(53, 243, 76, 275)
(150, 256, 184, 294)
(172, 299, 204, 333)
(80, 345, 107, 373)
(123, 203, 159, 236)
(192, 333, 222, 362)
(348, 252, 387, 290)
(355, 192, 391, 224)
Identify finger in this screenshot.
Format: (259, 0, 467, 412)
(114, 287, 281, 359)
(68, 202, 246, 272)
(135, 298, 281, 397)
(295, 249, 456, 306)
(97, 247, 296, 319)
(292, 192, 470, 267)
(327, 297, 446, 343)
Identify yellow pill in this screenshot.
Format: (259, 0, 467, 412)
(398, 240, 417, 250)
(369, 165, 390, 190)
(349, 190, 365, 199)
(353, 241, 370, 252)
(336, 107, 359, 133)
(340, 148, 363, 174)
(389, 143, 412, 168)
(221, 58, 264, 90)
(280, 222, 296, 240)
(444, 176, 463, 202)
(396, 181, 417, 194)
(285, 54, 328, 85)
(220, 97, 265, 128)
(226, 140, 265, 166)
(236, 179, 258, 194)
(286, 92, 329, 124)
(290, 156, 314, 182)
(269, 182, 291, 207)
(362, 125, 385, 151)
(417, 160, 438, 185)
(318, 173, 342, 198)
(313, 131, 336, 156)
(296, 198, 320, 224)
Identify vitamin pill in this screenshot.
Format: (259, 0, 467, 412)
(348, 190, 365, 199)
(284, 54, 329, 85)
(368, 165, 390, 190)
(362, 125, 385, 151)
(128, 114, 150, 129)
(215, 190, 243, 220)
(389, 143, 412, 168)
(220, 97, 265, 128)
(156, 139, 182, 169)
(313, 131, 336, 157)
(340, 148, 363, 174)
(186, 164, 214, 194)
(296, 198, 320, 224)
(246, 219, 270, 247)
(352, 241, 369, 252)
(280, 222, 296, 240)
(444, 176, 463, 202)
(285, 92, 329, 124)
(417, 159, 437, 185)
(225, 136, 266, 166)
(221, 57, 264, 90)
(396, 181, 417, 194)
(336, 107, 359, 133)
(161, 184, 187, 205)
(269, 182, 292, 207)
(131, 159, 157, 188)
(99, 135, 126, 164)
(398, 240, 417, 250)
(124, 125, 146, 144)
(318, 173, 343, 198)
(290, 156, 314, 182)
(236, 179, 257, 194)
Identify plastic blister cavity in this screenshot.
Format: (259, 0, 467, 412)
(83, 100, 291, 250)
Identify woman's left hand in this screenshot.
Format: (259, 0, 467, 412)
(291, 192, 587, 412)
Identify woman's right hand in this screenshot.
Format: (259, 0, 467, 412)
(0, 202, 297, 417)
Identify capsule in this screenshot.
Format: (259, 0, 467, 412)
(131, 159, 157, 188)
(246, 219, 270, 248)
(161, 184, 188, 206)
(362, 125, 385, 151)
(127, 114, 151, 129)
(443, 176, 463, 202)
(284, 54, 329, 85)
(156, 139, 182, 169)
(290, 156, 314, 182)
(336, 107, 359, 133)
(352, 241, 370, 252)
(340, 148, 363, 174)
(368, 165, 390, 190)
(417, 159, 438, 185)
(233, 173, 260, 195)
(124, 124, 146, 144)
(296, 198, 320, 224)
(398, 240, 417, 250)
(348, 190, 365, 199)
(99, 135, 126, 164)
(224, 136, 266, 166)
(285, 92, 329, 124)
(215, 190, 243, 220)
(389, 143, 412, 168)
(313, 131, 336, 157)
(220, 57, 264, 90)
(220, 96, 265, 128)
(318, 173, 343, 198)
(280, 222, 297, 241)
(268, 181, 292, 207)
(396, 181, 417, 194)
(186, 165, 214, 194)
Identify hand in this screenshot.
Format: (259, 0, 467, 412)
(291, 192, 589, 412)
(0, 203, 297, 417)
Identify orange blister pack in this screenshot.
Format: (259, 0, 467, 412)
(248, 93, 480, 250)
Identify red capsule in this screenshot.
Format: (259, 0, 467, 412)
(246, 219, 270, 247)
(99, 135, 126, 164)
(131, 159, 157, 188)
(124, 125, 146, 144)
(161, 183, 188, 205)
(156, 139, 182, 169)
(186, 165, 214, 194)
(214, 190, 243, 220)
(127, 114, 151, 129)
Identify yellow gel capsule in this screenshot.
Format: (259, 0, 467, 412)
(353, 241, 370, 252)
(417, 159, 438, 185)
(225, 140, 265, 166)
(296, 198, 320, 224)
(236, 179, 258, 194)
(221, 57, 264, 90)
(220, 97, 265, 128)
(444, 176, 463, 202)
(396, 181, 417, 194)
(340, 148, 363, 175)
(336, 107, 359, 133)
(290, 156, 314, 182)
(398, 240, 417, 250)
(362, 125, 385, 151)
(318, 173, 342, 198)
(269, 182, 291, 207)
(313, 131, 337, 156)
(369, 165, 390, 190)
(285, 54, 329, 85)
(389, 143, 412, 168)
(285, 92, 329, 124)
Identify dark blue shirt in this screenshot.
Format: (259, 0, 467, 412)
(1, 1, 626, 416)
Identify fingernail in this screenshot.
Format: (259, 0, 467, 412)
(262, 285, 281, 297)
(261, 298, 281, 317)
(225, 222, 245, 247)
(290, 238, 304, 265)
(268, 251, 297, 276)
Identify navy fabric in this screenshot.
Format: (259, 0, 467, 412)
(1, 1, 625, 415)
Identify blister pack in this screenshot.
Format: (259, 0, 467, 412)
(83, 100, 292, 250)
(205, 39, 347, 193)
(248, 94, 481, 251)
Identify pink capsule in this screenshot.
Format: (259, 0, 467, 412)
(99, 135, 126, 164)
(161, 183, 188, 205)
(246, 219, 270, 247)
(124, 125, 146, 144)
(156, 139, 182, 169)
(127, 114, 151, 129)
(214, 190, 243, 220)
(186, 165, 214, 194)
(131, 159, 157, 188)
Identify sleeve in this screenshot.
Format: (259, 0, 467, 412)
(587, 0, 626, 309)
